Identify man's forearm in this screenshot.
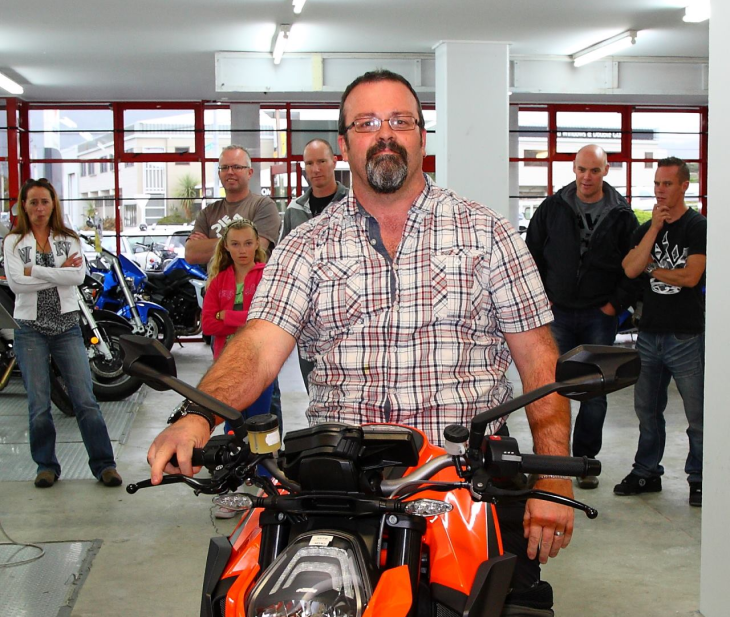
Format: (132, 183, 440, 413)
(651, 265, 704, 288)
(505, 326, 571, 457)
(197, 320, 295, 413)
(185, 238, 218, 264)
(623, 229, 659, 279)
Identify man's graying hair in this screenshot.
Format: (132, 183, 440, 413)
(220, 145, 252, 164)
(338, 70, 425, 138)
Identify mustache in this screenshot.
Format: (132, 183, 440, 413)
(366, 138, 408, 161)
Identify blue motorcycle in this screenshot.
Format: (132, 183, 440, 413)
(86, 239, 176, 350)
(139, 256, 207, 337)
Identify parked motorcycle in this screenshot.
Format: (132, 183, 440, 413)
(84, 237, 175, 349)
(140, 257, 206, 337)
(122, 336, 640, 617)
(75, 277, 145, 401)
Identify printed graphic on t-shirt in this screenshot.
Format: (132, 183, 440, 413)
(650, 231, 686, 296)
(55, 240, 71, 257)
(210, 213, 247, 238)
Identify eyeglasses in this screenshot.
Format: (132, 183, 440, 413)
(343, 115, 420, 134)
(218, 165, 251, 172)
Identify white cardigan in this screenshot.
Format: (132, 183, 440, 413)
(3, 231, 85, 321)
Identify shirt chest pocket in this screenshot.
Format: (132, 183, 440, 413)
(431, 251, 483, 320)
(313, 259, 363, 333)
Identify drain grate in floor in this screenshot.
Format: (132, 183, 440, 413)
(0, 540, 101, 617)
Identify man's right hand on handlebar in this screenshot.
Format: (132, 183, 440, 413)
(147, 415, 211, 484)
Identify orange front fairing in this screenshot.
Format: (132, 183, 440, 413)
(399, 426, 502, 596)
(362, 565, 412, 617)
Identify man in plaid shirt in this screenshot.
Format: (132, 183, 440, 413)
(150, 70, 574, 616)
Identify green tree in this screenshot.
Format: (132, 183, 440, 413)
(175, 174, 199, 222)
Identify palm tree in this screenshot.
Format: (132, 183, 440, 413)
(175, 174, 199, 222)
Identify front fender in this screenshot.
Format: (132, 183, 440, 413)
(117, 300, 167, 322)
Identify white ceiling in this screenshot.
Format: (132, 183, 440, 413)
(0, 0, 709, 102)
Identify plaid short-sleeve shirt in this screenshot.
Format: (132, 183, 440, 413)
(249, 176, 553, 444)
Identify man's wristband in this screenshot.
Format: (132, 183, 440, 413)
(167, 399, 216, 432)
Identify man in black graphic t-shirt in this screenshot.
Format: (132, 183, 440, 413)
(614, 157, 706, 507)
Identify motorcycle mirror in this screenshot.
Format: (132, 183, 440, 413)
(468, 344, 640, 450)
(119, 334, 177, 391)
(554, 345, 641, 401)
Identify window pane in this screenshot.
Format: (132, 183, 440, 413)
(632, 112, 701, 161)
(204, 108, 231, 157)
(517, 110, 549, 155)
(556, 111, 622, 154)
(290, 108, 340, 157)
(29, 109, 114, 160)
(1, 161, 9, 222)
(123, 109, 197, 154)
(258, 161, 289, 213)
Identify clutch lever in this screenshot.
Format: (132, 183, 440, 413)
(476, 485, 599, 519)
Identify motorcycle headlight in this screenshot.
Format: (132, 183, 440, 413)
(247, 532, 371, 617)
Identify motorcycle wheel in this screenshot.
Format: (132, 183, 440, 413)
(50, 361, 75, 417)
(145, 308, 176, 350)
(89, 320, 144, 401)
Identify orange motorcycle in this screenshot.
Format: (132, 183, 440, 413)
(121, 336, 639, 617)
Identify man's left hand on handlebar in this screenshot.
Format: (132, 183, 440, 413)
(147, 415, 211, 484)
(524, 478, 575, 564)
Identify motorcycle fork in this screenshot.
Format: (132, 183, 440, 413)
(111, 259, 145, 334)
(384, 514, 426, 617)
(76, 290, 114, 361)
(257, 510, 291, 572)
(0, 356, 15, 390)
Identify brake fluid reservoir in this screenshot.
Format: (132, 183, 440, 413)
(244, 413, 281, 454)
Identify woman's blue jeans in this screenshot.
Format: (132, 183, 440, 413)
(632, 331, 704, 483)
(14, 323, 117, 479)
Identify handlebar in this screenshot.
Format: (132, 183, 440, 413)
(520, 454, 601, 478)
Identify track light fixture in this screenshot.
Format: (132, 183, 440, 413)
(272, 24, 291, 65)
(572, 30, 638, 68)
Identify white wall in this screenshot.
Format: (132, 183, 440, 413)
(700, 1, 730, 615)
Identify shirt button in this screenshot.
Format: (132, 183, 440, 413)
(370, 239, 377, 246)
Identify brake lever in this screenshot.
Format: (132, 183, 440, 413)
(476, 485, 599, 519)
(126, 474, 230, 495)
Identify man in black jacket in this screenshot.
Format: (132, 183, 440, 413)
(526, 144, 639, 489)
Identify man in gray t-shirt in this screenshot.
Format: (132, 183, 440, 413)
(185, 145, 281, 265)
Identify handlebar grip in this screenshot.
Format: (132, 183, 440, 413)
(520, 454, 601, 478)
(169, 449, 206, 469)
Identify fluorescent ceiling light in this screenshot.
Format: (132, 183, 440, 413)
(572, 30, 638, 67)
(683, 1, 710, 23)
(292, 0, 306, 14)
(272, 24, 291, 65)
(0, 71, 23, 95)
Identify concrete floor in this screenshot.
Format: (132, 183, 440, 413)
(0, 340, 702, 617)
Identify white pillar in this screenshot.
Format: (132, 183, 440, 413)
(433, 41, 510, 219)
(701, 1, 730, 614)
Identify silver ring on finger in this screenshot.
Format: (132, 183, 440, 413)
(554, 530, 564, 537)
